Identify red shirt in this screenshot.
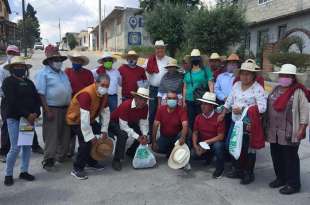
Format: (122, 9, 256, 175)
(95, 66, 106, 75)
(65, 68, 94, 95)
(110, 99, 148, 123)
(155, 105, 188, 137)
(193, 112, 225, 141)
(119, 64, 147, 98)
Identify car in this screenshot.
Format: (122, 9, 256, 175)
(34, 42, 44, 50)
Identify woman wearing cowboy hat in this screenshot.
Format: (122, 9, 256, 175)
(218, 59, 267, 185)
(2, 56, 41, 186)
(266, 64, 309, 195)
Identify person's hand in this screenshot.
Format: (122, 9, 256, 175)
(194, 144, 205, 156)
(27, 113, 37, 125)
(91, 137, 98, 145)
(297, 127, 306, 141)
(232, 107, 242, 115)
(46, 109, 54, 121)
(178, 137, 186, 145)
(151, 142, 159, 152)
(217, 113, 225, 123)
(138, 135, 148, 145)
(100, 132, 108, 139)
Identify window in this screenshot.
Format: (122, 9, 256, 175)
(258, 0, 271, 4)
(278, 25, 287, 40)
(257, 29, 269, 52)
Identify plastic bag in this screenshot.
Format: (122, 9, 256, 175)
(132, 145, 156, 169)
(229, 107, 249, 160)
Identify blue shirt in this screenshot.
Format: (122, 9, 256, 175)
(215, 72, 235, 101)
(35, 66, 72, 106)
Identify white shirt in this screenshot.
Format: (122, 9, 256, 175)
(0, 59, 11, 97)
(91, 68, 121, 95)
(143, 55, 172, 87)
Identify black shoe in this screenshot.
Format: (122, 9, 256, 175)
(86, 163, 105, 171)
(279, 185, 300, 195)
(4, 176, 13, 186)
(226, 169, 243, 179)
(112, 160, 122, 171)
(269, 179, 285, 188)
(19, 172, 35, 181)
(32, 146, 44, 154)
(42, 159, 55, 171)
(126, 149, 135, 159)
(213, 168, 224, 179)
(70, 170, 88, 180)
(240, 172, 255, 185)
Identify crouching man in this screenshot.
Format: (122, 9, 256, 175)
(66, 74, 110, 180)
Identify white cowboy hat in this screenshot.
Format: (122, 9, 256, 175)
(68, 52, 89, 66)
(130, 87, 152, 100)
(168, 141, 190, 169)
(4, 56, 32, 70)
(154, 40, 167, 48)
(165, 59, 180, 69)
(197, 92, 219, 106)
(273, 64, 302, 75)
(190, 49, 201, 57)
(236, 59, 261, 73)
(121, 50, 139, 59)
(209, 52, 221, 60)
(97, 51, 117, 64)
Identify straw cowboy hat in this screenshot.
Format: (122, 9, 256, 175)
(4, 56, 32, 70)
(191, 49, 201, 57)
(68, 52, 89, 66)
(165, 59, 180, 69)
(6, 45, 20, 54)
(131, 87, 152, 100)
(43, 46, 67, 65)
(168, 141, 190, 169)
(154, 40, 167, 48)
(226, 53, 240, 62)
(90, 137, 114, 161)
(273, 64, 301, 75)
(197, 92, 219, 106)
(122, 50, 139, 59)
(97, 51, 117, 64)
(236, 59, 261, 73)
(209, 52, 221, 60)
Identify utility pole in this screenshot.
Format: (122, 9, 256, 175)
(59, 18, 62, 44)
(98, 0, 102, 51)
(22, 0, 27, 57)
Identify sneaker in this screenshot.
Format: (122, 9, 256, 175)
(213, 168, 224, 179)
(86, 163, 105, 171)
(4, 176, 14, 186)
(42, 159, 55, 171)
(32, 146, 44, 154)
(269, 179, 285, 188)
(19, 172, 35, 181)
(112, 160, 122, 171)
(70, 170, 88, 180)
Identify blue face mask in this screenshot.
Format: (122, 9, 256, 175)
(72, 63, 82, 71)
(127, 59, 137, 68)
(167, 99, 177, 108)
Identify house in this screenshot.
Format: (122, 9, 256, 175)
(59, 32, 80, 50)
(92, 6, 152, 52)
(0, 0, 18, 51)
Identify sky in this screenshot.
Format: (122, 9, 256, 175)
(9, 0, 216, 45)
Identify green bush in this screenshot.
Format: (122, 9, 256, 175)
(268, 52, 310, 72)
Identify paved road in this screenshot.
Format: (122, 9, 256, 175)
(0, 51, 310, 205)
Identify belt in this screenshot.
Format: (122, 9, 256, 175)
(48, 105, 68, 109)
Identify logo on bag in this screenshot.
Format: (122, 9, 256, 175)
(136, 148, 150, 159)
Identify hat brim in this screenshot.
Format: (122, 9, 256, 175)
(68, 55, 89, 66)
(272, 71, 302, 75)
(43, 56, 67, 65)
(154, 44, 167, 48)
(4, 63, 32, 70)
(165, 65, 180, 69)
(168, 144, 190, 169)
(97, 57, 117, 64)
(197, 99, 219, 106)
(130, 91, 152, 100)
(235, 68, 261, 74)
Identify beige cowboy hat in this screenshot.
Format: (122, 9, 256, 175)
(191, 49, 201, 57)
(154, 40, 167, 48)
(131, 87, 152, 100)
(273, 64, 302, 75)
(68, 52, 89, 66)
(236, 59, 261, 74)
(165, 59, 180, 69)
(168, 141, 190, 169)
(4, 56, 32, 70)
(209, 52, 221, 60)
(226, 53, 240, 62)
(43, 46, 67, 65)
(97, 51, 117, 64)
(121, 50, 139, 59)
(90, 137, 114, 161)
(197, 92, 219, 106)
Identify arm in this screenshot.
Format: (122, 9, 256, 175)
(208, 80, 214, 93)
(182, 83, 187, 107)
(119, 119, 140, 139)
(204, 132, 224, 144)
(297, 91, 310, 140)
(80, 109, 96, 142)
(255, 85, 267, 114)
(179, 121, 189, 145)
(214, 77, 226, 101)
(100, 107, 110, 134)
(152, 120, 160, 146)
(139, 118, 148, 136)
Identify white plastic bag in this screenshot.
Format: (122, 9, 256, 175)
(132, 145, 156, 169)
(229, 107, 249, 160)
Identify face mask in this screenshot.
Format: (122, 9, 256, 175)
(127, 59, 137, 68)
(12, 69, 26, 78)
(278, 77, 293, 87)
(226, 64, 238, 73)
(72, 63, 82, 71)
(52, 62, 63, 71)
(167, 99, 177, 108)
(103, 61, 113, 70)
(97, 86, 108, 96)
(191, 60, 200, 66)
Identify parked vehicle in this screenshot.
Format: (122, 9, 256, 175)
(34, 42, 44, 50)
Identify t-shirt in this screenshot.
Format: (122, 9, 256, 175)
(65, 68, 94, 95)
(184, 66, 213, 101)
(155, 105, 188, 137)
(110, 99, 148, 123)
(193, 112, 225, 142)
(119, 64, 147, 98)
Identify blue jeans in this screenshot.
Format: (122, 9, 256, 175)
(108, 94, 118, 112)
(148, 86, 158, 141)
(186, 100, 201, 130)
(156, 135, 181, 155)
(5, 119, 32, 176)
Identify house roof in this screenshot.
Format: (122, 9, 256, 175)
(3, 0, 11, 14)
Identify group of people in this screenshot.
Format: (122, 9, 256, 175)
(0, 40, 309, 196)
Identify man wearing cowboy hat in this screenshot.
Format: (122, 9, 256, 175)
(209, 52, 223, 80)
(65, 52, 94, 158)
(92, 51, 121, 112)
(35, 45, 72, 170)
(119, 50, 147, 101)
(109, 87, 150, 171)
(67, 73, 110, 180)
(193, 92, 225, 178)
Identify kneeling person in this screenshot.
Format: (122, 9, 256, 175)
(193, 92, 225, 179)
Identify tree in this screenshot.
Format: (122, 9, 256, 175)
(144, 2, 187, 56)
(67, 34, 78, 50)
(140, 0, 200, 12)
(185, 5, 246, 54)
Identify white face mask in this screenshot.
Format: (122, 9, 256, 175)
(97, 86, 108, 96)
(52, 62, 63, 71)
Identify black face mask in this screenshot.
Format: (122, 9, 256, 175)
(191, 59, 201, 66)
(12, 69, 26, 78)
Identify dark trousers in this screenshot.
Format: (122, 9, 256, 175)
(108, 121, 141, 161)
(72, 123, 100, 171)
(156, 135, 181, 156)
(270, 143, 301, 189)
(148, 86, 158, 142)
(186, 100, 201, 130)
(108, 94, 118, 112)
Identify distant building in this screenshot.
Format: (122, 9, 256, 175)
(59, 32, 79, 50)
